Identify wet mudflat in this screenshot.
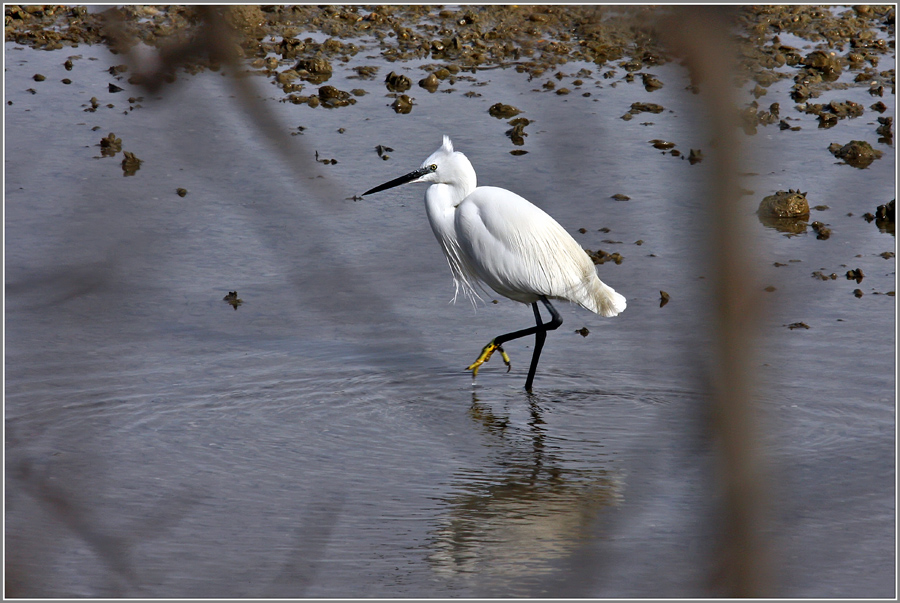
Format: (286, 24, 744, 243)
(4, 5, 895, 598)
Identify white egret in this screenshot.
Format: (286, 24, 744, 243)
(363, 136, 626, 390)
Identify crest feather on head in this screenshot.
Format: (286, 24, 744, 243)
(442, 135, 454, 153)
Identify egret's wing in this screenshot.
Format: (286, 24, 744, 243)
(456, 188, 593, 301)
(456, 187, 626, 316)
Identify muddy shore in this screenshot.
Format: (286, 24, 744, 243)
(6, 5, 895, 99)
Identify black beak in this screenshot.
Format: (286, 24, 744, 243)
(363, 166, 430, 196)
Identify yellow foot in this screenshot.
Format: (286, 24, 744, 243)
(466, 340, 512, 378)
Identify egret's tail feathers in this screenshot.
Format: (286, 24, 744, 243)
(587, 281, 627, 317)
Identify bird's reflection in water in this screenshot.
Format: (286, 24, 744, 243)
(427, 392, 623, 589)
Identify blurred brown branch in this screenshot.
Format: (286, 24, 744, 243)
(660, 7, 771, 597)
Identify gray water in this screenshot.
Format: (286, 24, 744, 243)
(4, 29, 895, 598)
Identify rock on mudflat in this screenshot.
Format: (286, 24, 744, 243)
(99, 132, 122, 156)
(418, 73, 439, 92)
(293, 57, 332, 83)
(385, 71, 411, 92)
(758, 189, 810, 218)
(488, 103, 521, 119)
(121, 151, 142, 176)
(811, 221, 832, 240)
(757, 190, 812, 234)
(391, 94, 413, 114)
(828, 140, 883, 168)
(803, 50, 843, 81)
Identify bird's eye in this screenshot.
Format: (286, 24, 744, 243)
(429, 164, 438, 171)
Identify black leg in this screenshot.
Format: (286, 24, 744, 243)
(523, 297, 562, 390)
(467, 296, 563, 390)
(492, 298, 562, 347)
(524, 302, 545, 391)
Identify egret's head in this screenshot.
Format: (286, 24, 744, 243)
(363, 136, 476, 196)
(417, 135, 466, 184)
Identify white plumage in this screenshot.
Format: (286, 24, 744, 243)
(364, 135, 626, 389)
(416, 136, 625, 316)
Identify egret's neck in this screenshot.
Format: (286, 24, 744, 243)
(423, 153, 476, 237)
(424, 181, 470, 244)
(424, 167, 476, 210)
(424, 183, 465, 210)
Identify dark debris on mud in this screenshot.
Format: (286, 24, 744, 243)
(7, 5, 894, 101)
(223, 291, 243, 310)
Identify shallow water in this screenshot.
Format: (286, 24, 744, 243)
(4, 26, 895, 598)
